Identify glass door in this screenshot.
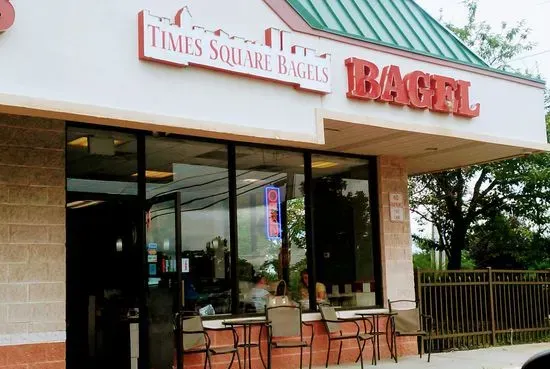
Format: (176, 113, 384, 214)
(145, 193, 183, 369)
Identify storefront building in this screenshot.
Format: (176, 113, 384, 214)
(0, 0, 547, 368)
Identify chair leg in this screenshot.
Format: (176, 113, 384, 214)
(372, 339, 376, 366)
(228, 352, 236, 369)
(355, 340, 366, 363)
(268, 343, 272, 369)
(326, 339, 331, 368)
(300, 347, 303, 369)
(236, 348, 243, 369)
(337, 341, 343, 365)
(420, 336, 425, 359)
(309, 344, 313, 369)
(356, 338, 364, 369)
(393, 334, 398, 363)
(204, 352, 209, 369)
(206, 351, 214, 369)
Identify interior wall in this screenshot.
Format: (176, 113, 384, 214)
(0, 114, 66, 366)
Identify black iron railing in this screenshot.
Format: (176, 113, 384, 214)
(416, 268, 550, 352)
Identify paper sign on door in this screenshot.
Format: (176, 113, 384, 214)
(182, 258, 190, 273)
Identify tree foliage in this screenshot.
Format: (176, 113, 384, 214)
(469, 215, 550, 269)
(410, 0, 550, 270)
(446, 0, 535, 71)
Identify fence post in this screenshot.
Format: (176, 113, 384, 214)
(416, 268, 422, 310)
(488, 267, 496, 345)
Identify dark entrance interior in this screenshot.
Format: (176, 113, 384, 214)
(66, 194, 142, 369)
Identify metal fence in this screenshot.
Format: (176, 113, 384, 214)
(416, 269, 550, 352)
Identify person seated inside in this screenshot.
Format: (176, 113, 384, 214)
(248, 274, 270, 312)
(299, 269, 327, 304)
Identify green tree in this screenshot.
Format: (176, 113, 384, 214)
(446, 0, 534, 72)
(410, 0, 550, 269)
(413, 252, 433, 270)
(469, 214, 550, 269)
(287, 197, 306, 249)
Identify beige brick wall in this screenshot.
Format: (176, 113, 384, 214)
(0, 114, 66, 343)
(377, 156, 416, 305)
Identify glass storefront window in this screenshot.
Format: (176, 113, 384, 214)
(311, 155, 376, 308)
(146, 137, 231, 315)
(68, 126, 379, 320)
(66, 127, 138, 195)
(235, 147, 307, 312)
(66, 125, 381, 369)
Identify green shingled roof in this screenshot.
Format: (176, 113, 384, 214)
(287, 0, 489, 68)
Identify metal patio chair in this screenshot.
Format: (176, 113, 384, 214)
(319, 305, 375, 369)
(178, 312, 242, 369)
(266, 304, 314, 369)
(387, 299, 432, 363)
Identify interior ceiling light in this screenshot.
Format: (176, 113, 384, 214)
(68, 136, 125, 147)
(67, 200, 104, 209)
(243, 178, 260, 183)
(67, 137, 89, 147)
(310, 161, 338, 169)
(132, 170, 173, 179)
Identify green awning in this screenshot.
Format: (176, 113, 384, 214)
(287, 0, 488, 67)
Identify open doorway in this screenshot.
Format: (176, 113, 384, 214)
(66, 195, 141, 369)
(66, 126, 142, 369)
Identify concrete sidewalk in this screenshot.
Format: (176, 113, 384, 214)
(334, 343, 549, 369)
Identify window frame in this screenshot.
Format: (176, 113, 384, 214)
(66, 122, 383, 316)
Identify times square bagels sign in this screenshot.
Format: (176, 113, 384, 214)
(137, 7, 479, 117)
(138, 7, 331, 94)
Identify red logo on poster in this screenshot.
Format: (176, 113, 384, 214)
(345, 58, 480, 118)
(265, 186, 281, 240)
(0, 0, 15, 32)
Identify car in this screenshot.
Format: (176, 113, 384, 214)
(522, 350, 550, 369)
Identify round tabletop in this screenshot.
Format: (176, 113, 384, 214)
(222, 318, 270, 326)
(355, 311, 397, 317)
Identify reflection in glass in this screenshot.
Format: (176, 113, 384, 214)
(66, 127, 138, 195)
(311, 155, 376, 308)
(146, 137, 231, 315)
(147, 199, 177, 369)
(235, 147, 307, 312)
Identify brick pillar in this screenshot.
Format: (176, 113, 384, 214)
(0, 114, 66, 367)
(377, 156, 415, 304)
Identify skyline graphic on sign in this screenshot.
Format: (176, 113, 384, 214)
(138, 7, 331, 93)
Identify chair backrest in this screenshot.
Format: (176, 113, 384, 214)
(181, 315, 206, 351)
(275, 280, 287, 296)
(267, 295, 294, 307)
(267, 305, 302, 338)
(388, 299, 420, 333)
(319, 305, 340, 333)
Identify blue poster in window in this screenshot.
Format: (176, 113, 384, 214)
(265, 186, 282, 240)
(149, 263, 157, 276)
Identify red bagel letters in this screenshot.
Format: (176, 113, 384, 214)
(345, 58, 480, 118)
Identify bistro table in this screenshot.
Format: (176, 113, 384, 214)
(222, 318, 271, 369)
(355, 311, 397, 362)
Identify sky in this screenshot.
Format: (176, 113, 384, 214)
(416, 0, 550, 83)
